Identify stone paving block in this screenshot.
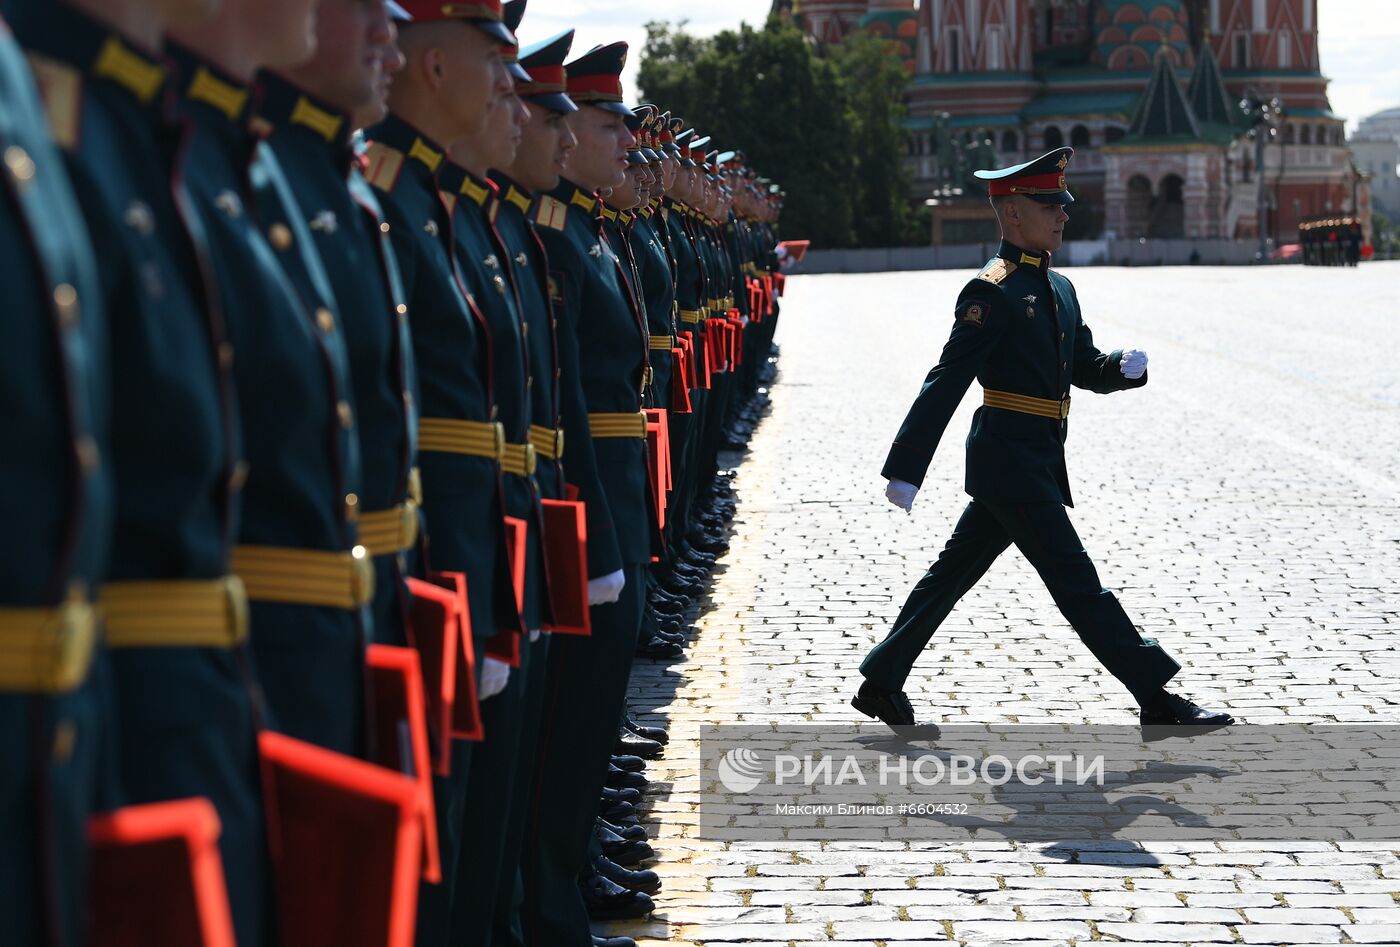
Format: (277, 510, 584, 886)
(1235, 924, 1344, 943)
(1095, 922, 1237, 941)
(953, 919, 1091, 943)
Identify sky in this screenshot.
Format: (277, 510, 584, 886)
(512, 0, 1399, 134)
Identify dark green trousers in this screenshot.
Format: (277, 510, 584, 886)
(452, 632, 550, 946)
(861, 499, 1180, 703)
(521, 564, 645, 947)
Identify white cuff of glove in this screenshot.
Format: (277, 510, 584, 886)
(587, 568, 626, 606)
(1120, 349, 1148, 380)
(885, 478, 918, 513)
(479, 657, 511, 700)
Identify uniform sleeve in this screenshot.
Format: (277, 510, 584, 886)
(881, 283, 1008, 488)
(541, 240, 625, 578)
(1066, 280, 1147, 394)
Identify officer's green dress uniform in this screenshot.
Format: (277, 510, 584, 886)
(11, 12, 267, 947)
(482, 29, 581, 946)
(522, 41, 654, 947)
(860, 147, 1181, 706)
(663, 184, 707, 546)
(256, 73, 420, 647)
(0, 16, 109, 947)
(169, 47, 371, 765)
(362, 109, 511, 943)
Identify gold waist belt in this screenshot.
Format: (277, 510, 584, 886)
(529, 425, 565, 460)
(232, 545, 374, 610)
(983, 389, 1071, 420)
(418, 418, 505, 462)
(358, 502, 420, 556)
(588, 411, 647, 439)
(101, 577, 249, 648)
(678, 309, 704, 324)
(502, 442, 537, 477)
(0, 589, 96, 692)
(649, 334, 675, 351)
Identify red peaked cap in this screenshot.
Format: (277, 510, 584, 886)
(395, 0, 515, 44)
(564, 41, 631, 115)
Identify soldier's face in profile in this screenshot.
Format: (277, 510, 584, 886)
(479, 90, 529, 170)
(160, 0, 223, 30)
(432, 24, 512, 138)
(511, 105, 576, 193)
(1007, 195, 1069, 252)
(283, 0, 391, 117)
(247, 0, 320, 68)
(660, 158, 678, 190)
(561, 105, 631, 191)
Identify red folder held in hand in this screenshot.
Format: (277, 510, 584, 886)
(540, 498, 590, 636)
(88, 798, 236, 947)
(365, 644, 441, 884)
(404, 577, 459, 773)
(670, 346, 693, 413)
(427, 571, 484, 741)
(258, 731, 422, 947)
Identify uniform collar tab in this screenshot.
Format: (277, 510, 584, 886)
(999, 240, 1047, 268)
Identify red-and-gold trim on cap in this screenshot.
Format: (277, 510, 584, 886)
(567, 73, 623, 102)
(520, 63, 567, 94)
(988, 172, 1067, 197)
(400, 0, 502, 23)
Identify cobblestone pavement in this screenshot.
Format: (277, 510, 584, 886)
(604, 262, 1400, 947)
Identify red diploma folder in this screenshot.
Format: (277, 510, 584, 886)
(258, 731, 421, 947)
(540, 498, 591, 635)
(365, 644, 441, 884)
(88, 798, 236, 947)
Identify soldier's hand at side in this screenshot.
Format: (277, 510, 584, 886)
(587, 568, 626, 606)
(479, 657, 511, 700)
(885, 479, 918, 514)
(1120, 349, 1148, 379)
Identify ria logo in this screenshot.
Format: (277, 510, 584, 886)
(717, 747, 765, 793)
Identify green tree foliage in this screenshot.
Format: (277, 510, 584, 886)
(639, 18, 919, 248)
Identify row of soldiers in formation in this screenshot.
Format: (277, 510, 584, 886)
(0, 1, 786, 946)
(1298, 216, 1365, 266)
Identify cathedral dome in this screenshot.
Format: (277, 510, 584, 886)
(1092, 0, 1191, 71)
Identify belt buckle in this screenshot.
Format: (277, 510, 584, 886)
(407, 467, 423, 505)
(522, 443, 537, 477)
(553, 428, 565, 459)
(492, 422, 507, 463)
(1059, 398, 1071, 419)
(643, 366, 654, 387)
(50, 594, 97, 692)
(349, 545, 375, 606)
(400, 501, 420, 550)
(223, 576, 250, 645)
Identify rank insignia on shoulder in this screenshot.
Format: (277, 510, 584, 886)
(363, 142, 405, 191)
(958, 301, 987, 327)
(26, 53, 82, 149)
(977, 258, 1015, 284)
(534, 195, 568, 231)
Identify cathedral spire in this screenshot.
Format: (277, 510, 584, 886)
(1186, 40, 1238, 127)
(1127, 46, 1200, 138)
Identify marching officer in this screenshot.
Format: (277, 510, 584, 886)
(524, 39, 658, 947)
(853, 147, 1234, 733)
(0, 14, 109, 947)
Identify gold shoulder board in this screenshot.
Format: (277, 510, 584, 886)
(977, 258, 1016, 285)
(363, 142, 405, 192)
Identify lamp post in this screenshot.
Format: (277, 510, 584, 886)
(1241, 94, 1283, 261)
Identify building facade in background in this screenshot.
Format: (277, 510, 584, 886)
(1349, 107, 1400, 220)
(783, 0, 1370, 245)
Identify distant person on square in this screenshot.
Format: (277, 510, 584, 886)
(853, 147, 1234, 735)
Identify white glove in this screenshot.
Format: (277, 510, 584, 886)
(529, 628, 542, 643)
(587, 568, 626, 606)
(479, 657, 510, 700)
(885, 478, 918, 514)
(1120, 349, 1148, 380)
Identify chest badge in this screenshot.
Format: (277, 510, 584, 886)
(589, 243, 602, 258)
(309, 210, 338, 234)
(424, 220, 438, 237)
(515, 253, 528, 268)
(124, 201, 155, 235)
(484, 254, 499, 269)
(213, 190, 242, 219)
(1023, 294, 1036, 318)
